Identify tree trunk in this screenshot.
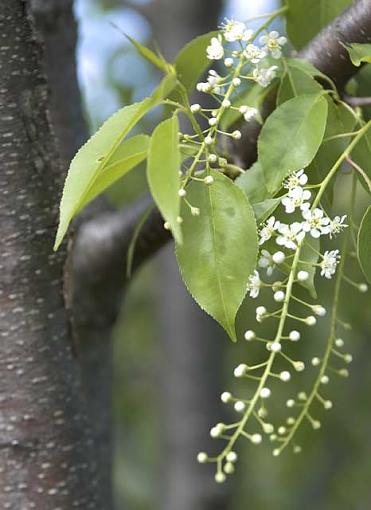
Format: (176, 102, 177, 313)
(29, 2, 114, 506)
(0, 2, 104, 508)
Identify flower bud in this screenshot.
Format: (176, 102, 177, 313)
(305, 315, 317, 326)
(244, 330, 255, 341)
(197, 452, 208, 463)
(232, 130, 242, 140)
(280, 370, 291, 382)
(260, 387, 271, 399)
(289, 330, 300, 341)
(272, 251, 285, 264)
(224, 462, 235, 474)
(251, 433, 262, 444)
(226, 451, 238, 463)
(221, 391, 232, 403)
(190, 103, 201, 113)
(234, 400, 246, 412)
(297, 270, 309, 281)
(274, 290, 285, 302)
(215, 472, 226, 483)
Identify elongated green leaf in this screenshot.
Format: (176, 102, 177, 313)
(54, 75, 176, 250)
(78, 135, 149, 212)
(125, 33, 174, 73)
(286, 58, 327, 80)
(277, 65, 322, 105)
(345, 43, 371, 67)
(235, 162, 270, 204)
(147, 114, 182, 243)
(253, 198, 281, 224)
(352, 131, 371, 193)
(358, 206, 371, 284)
(258, 94, 328, 194)
(174, 31, 218, 93)
(286, 0, 352, 50)
(309, 98, 356, 206)
(176, 171, 258, 340)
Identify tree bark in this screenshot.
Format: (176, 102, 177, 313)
(29, 2, 114, 506)
(0, 2, 104, 508)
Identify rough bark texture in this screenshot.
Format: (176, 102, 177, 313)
(29, 2, 114, 505)
(0, 2, 103, 508)
(30, 0, 87, 168)
(75, 0, 371, 283)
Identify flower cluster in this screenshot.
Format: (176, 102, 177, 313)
(196, 165, 368, 483)
(161, 18, 288, 229)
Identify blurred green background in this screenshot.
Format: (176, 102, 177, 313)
(73, 1, 371, 508)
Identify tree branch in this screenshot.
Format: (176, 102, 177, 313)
(73, 0, 371, 283)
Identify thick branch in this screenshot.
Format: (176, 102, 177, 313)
(73, 0, 371, 289)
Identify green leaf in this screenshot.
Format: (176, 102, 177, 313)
(147, 114, 182, 243)
(277, 64, 322, 105)
(125, 33, 174, 73)
(78, 134, 149, 212)
(258, 93, 328, 194)
(345, 43, 371, 67)
(309, 98, 356, 205)
(352, 131, 371, 193)
(174, 31, 218, 93)
(54, 75, 176, 250)
(357, 206, 371, 284)
(286, 0, 352, 50)
(286, 58, 327, 80)
(235, 162, 270, 204)
(176, 171, 258, 341)
(253, 198, 281, 224)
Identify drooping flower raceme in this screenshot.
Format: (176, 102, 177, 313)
(174, 13, 365, 486)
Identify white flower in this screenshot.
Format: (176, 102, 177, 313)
(328, 215, 348, 238)
(207, 36, 224, 60)
(258, 249, 275, 276)
(239, 105, 258, 122)
(244, 44, 266, 64)
(260, 387, 271, 399)
(320, 250, 340, 279)
(259, 216, 280, 245)
(256, 306, 267, 322)
(252, 65, 278, 87)
(221, 19, 253, 42)
(247, 270, 261, 298)
(207, 70, 223, 94)
(281, 187, 311, 214)
(276, 222, 305, 250)
(259, 31, 287, 59)
(196, 81, 211, 93)
(302, 208, 330, 238)
(284, 169, 308, 190)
